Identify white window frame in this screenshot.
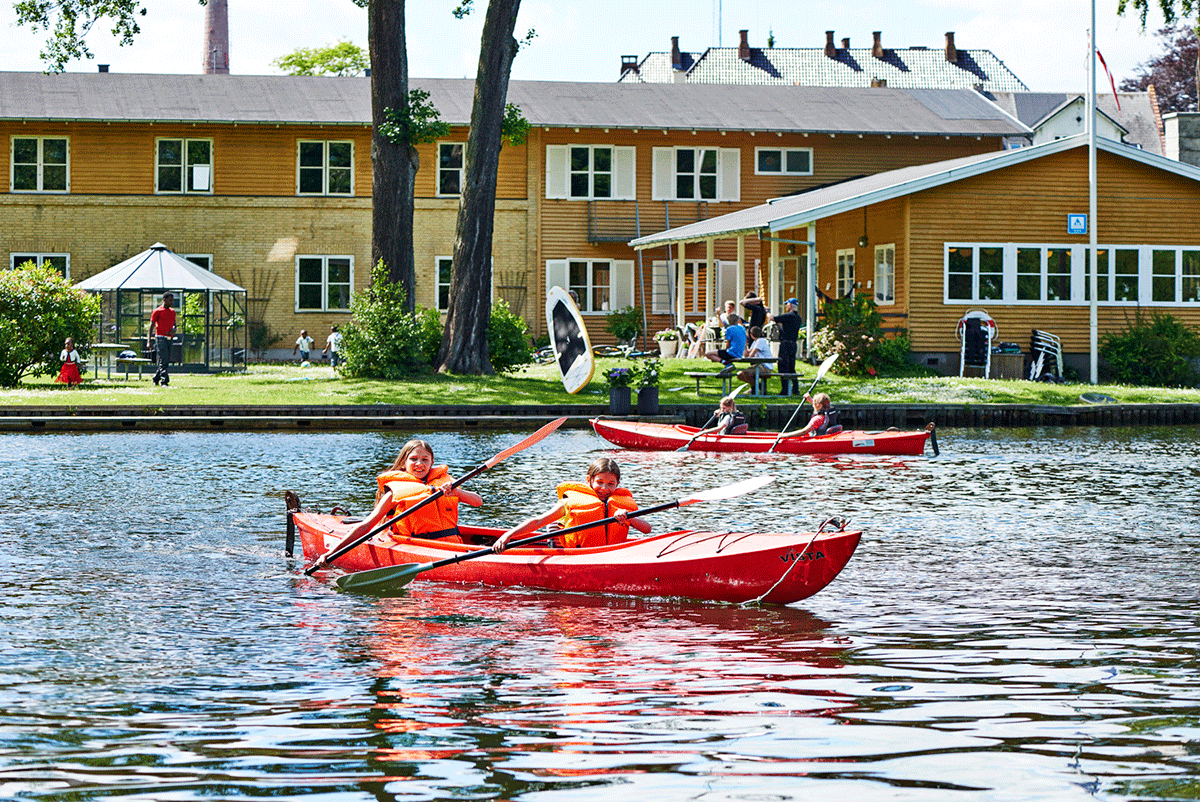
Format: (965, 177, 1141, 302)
(651, 147, 740, 202)
(569, 145, 613, 199)
(155, 137, 213, 194)
(11, 136, 69, 193)
(297, 140, 354, 196)
(545, 145, 635, 200)
(545, 259, 634, 314)
(836, 249, 856, 298)
(10, 252, 70, 279)
(437, 142, 464, 197)
(295, 255, 354, 313)
(182, 254, 213, 272)
(754, 147, 814, 176)
(874, 244, 895, 306)
(436, 255, 454, 312)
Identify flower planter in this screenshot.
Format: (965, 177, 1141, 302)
(608, 386, 632, 415)
(637, 386, 660, 415)
(658, 339, 678, 359)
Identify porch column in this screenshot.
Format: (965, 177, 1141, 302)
(736, 236, 746, 303)
(806, 223, 817, 347)
(705, 238, 715, 320)
(676, 241, 687, 327)
(768, 239, 779, 308)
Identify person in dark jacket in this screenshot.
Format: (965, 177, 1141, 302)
(774, 298, 803, 396)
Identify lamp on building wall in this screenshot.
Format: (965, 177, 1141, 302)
(858, 208, 869, 248)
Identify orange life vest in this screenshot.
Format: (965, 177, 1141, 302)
(555, 482, 638, 548)
(375, 465, 461, 542)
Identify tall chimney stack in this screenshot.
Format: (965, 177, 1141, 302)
(671, 36, 682, 71)
(872, 31, 884, 59)
(738, 29, 750, 61)
(945, 31, 958, 64)
(203, 0, 230, 74)
(824, 31, 836, 59)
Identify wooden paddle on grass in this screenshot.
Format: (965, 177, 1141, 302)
(675, 383, 749, 452)
(304, 416, 567, 575)
(334, 474, 776, 594)
(767, 353, 839, 454)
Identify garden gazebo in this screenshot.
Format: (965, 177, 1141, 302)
(74, 243, 248, 372)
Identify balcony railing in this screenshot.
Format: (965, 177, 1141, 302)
(586, 200, 709, 244)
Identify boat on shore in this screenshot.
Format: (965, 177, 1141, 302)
(291, 508, 861, 605)
(591, 418, 935, 456)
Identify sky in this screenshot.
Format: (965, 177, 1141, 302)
(0, 0, 1182, 93)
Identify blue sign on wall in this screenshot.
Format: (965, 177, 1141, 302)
(1067, 214, 1088, 235)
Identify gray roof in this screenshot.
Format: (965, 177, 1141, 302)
(986, 91, 1164, 155)
(630, 134, 1200, 249)
(74, 243, 246, 292)
(0, 72, 1029, 137)
(620, 46, 1028, 94)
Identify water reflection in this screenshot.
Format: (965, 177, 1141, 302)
(0, 426, 1198, 800)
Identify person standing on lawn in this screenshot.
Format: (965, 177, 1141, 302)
(774, 298, 803, 396)
(147, 292, 176, 386)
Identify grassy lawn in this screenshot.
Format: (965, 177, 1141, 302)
(4, 357, 1198, 408)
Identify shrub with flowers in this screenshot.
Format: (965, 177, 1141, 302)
(808, 292, 910, 377)
(604, 366, 634, 388)
(633, 359, 661, 388)
(653, 328, 678, 342)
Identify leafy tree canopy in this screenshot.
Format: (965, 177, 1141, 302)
(1117, 0, 1198, 28)
(1120, 25, 1199, 112)
(272, 40, 369, 77)
(12, 0, 188, 71)
(0, 261, 101, 386)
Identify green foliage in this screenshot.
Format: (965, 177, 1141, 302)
(1117, 0, 1197, 29)
(340, 260, 441, 380)
(0, 260, 100, 386)
(502, 103, 530, 146)
(378, 89, 451, 147)
(14, 0, 163, 72)
(809, 292, 895, 377)
(604, 306, 643, 343)
(1100, 311, 1200, 386)
(247, 321, 280, 359)
(604, 366, 633, 388)
(181, 293, 205, 335)
(633, 358, 661, 388)
(487, 299, 532, 373)
(272, 40, 369, 76)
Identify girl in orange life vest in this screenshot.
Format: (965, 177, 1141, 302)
(493, 457, 650, 552)
(319, 439, 482, 562)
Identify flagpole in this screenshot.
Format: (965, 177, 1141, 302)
(1088, 2, 1099, 384)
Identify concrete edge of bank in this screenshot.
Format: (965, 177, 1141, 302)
(1, 402, 1198, 432)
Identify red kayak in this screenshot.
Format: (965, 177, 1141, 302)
(292, 510, 861, 605)
(591, 418, 934, 456)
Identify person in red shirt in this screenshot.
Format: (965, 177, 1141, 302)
(147, 292, 177, 386)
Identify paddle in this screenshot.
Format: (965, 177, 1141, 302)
(675, 383, 748, 452)
(304, 416, 567, 575)
(768, 353, 839, 453)
(334, 474, 776, 594)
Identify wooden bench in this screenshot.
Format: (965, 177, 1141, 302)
(683, 371, 732, 396)
(774, 373, 805, 395)
(116, 357, 153, 380)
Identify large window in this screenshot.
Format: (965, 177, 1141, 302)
(675, 149, 717, 200)
(545, 145, 635, 200)
(546, 259, 634, 314)
(874, 245, 895, 305)
(570, 146, 612, 198)
(651, 147, 740, 202)
(296, 256, 353, 312)
(946, 243, 1200, 305)
(754, 147, 813, 176)
(156, 138, 212, 193)
(836, 249, 855, 298)
(12, 136, 68, 192)
(10, 252, 69, 279)
(298, 141, 353, 195)
(438, 143, 464, 196)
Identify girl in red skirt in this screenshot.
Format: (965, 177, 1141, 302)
(55, 337, 82, 386)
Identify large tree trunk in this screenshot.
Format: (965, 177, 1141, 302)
(369, 0, 417, 308)
(436, 0, 522, 374)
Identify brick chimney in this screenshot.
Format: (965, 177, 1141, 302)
(620, 55, 639, 77)
(841, 37, 850, 49)
(738, 29, 750, 61)
(872, 31, 884, 59)
(671, 36, 682, 71)
(203, 0, 230, 74)
(945, 31, 958, 64)
(825, 31, 836, 58)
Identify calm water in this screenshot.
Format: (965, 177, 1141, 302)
(1, 425, 1198, 801)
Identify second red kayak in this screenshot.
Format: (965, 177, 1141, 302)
(591, 418, 934, 455)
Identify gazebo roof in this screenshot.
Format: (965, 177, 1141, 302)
(73, 243, 245, 292)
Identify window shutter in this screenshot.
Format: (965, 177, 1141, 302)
(610, 260, 635, 309)
(651, 260, 675, 314)
(613, 146, 636, 200)
(545, 260, 569, 296)
(652, 147, 674, 201)
(545, 145, 568, 199)
(718, 148, 740, 202)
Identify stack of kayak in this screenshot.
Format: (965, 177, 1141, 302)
(591, 418, 935, 456)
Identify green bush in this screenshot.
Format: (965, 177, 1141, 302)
(604, 305, 643, 342)
(808, 292, 887, 376)
(0, 261, 101, 387)
(1100, 311, 1200, 387)
(487, 299, 533, 373)
(340, 260, 441, 379)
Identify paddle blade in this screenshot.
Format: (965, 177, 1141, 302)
(814, 352, 839, 381)
(335, 563, 424, 595)
(678, 475, 775, 506)
(484, 417, 566, 469)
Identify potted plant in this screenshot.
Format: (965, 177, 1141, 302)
(634, 359, 661, 415)
(604, 305, 643, 347)
(654, 328, 679, 359)
(604, 366, 634, 415)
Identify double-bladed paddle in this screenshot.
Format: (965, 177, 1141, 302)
(334, 474, 776, 594)
(768, 353, 839, 453)
(303, 416, 567, 575)
(676, 382, 748, 452)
